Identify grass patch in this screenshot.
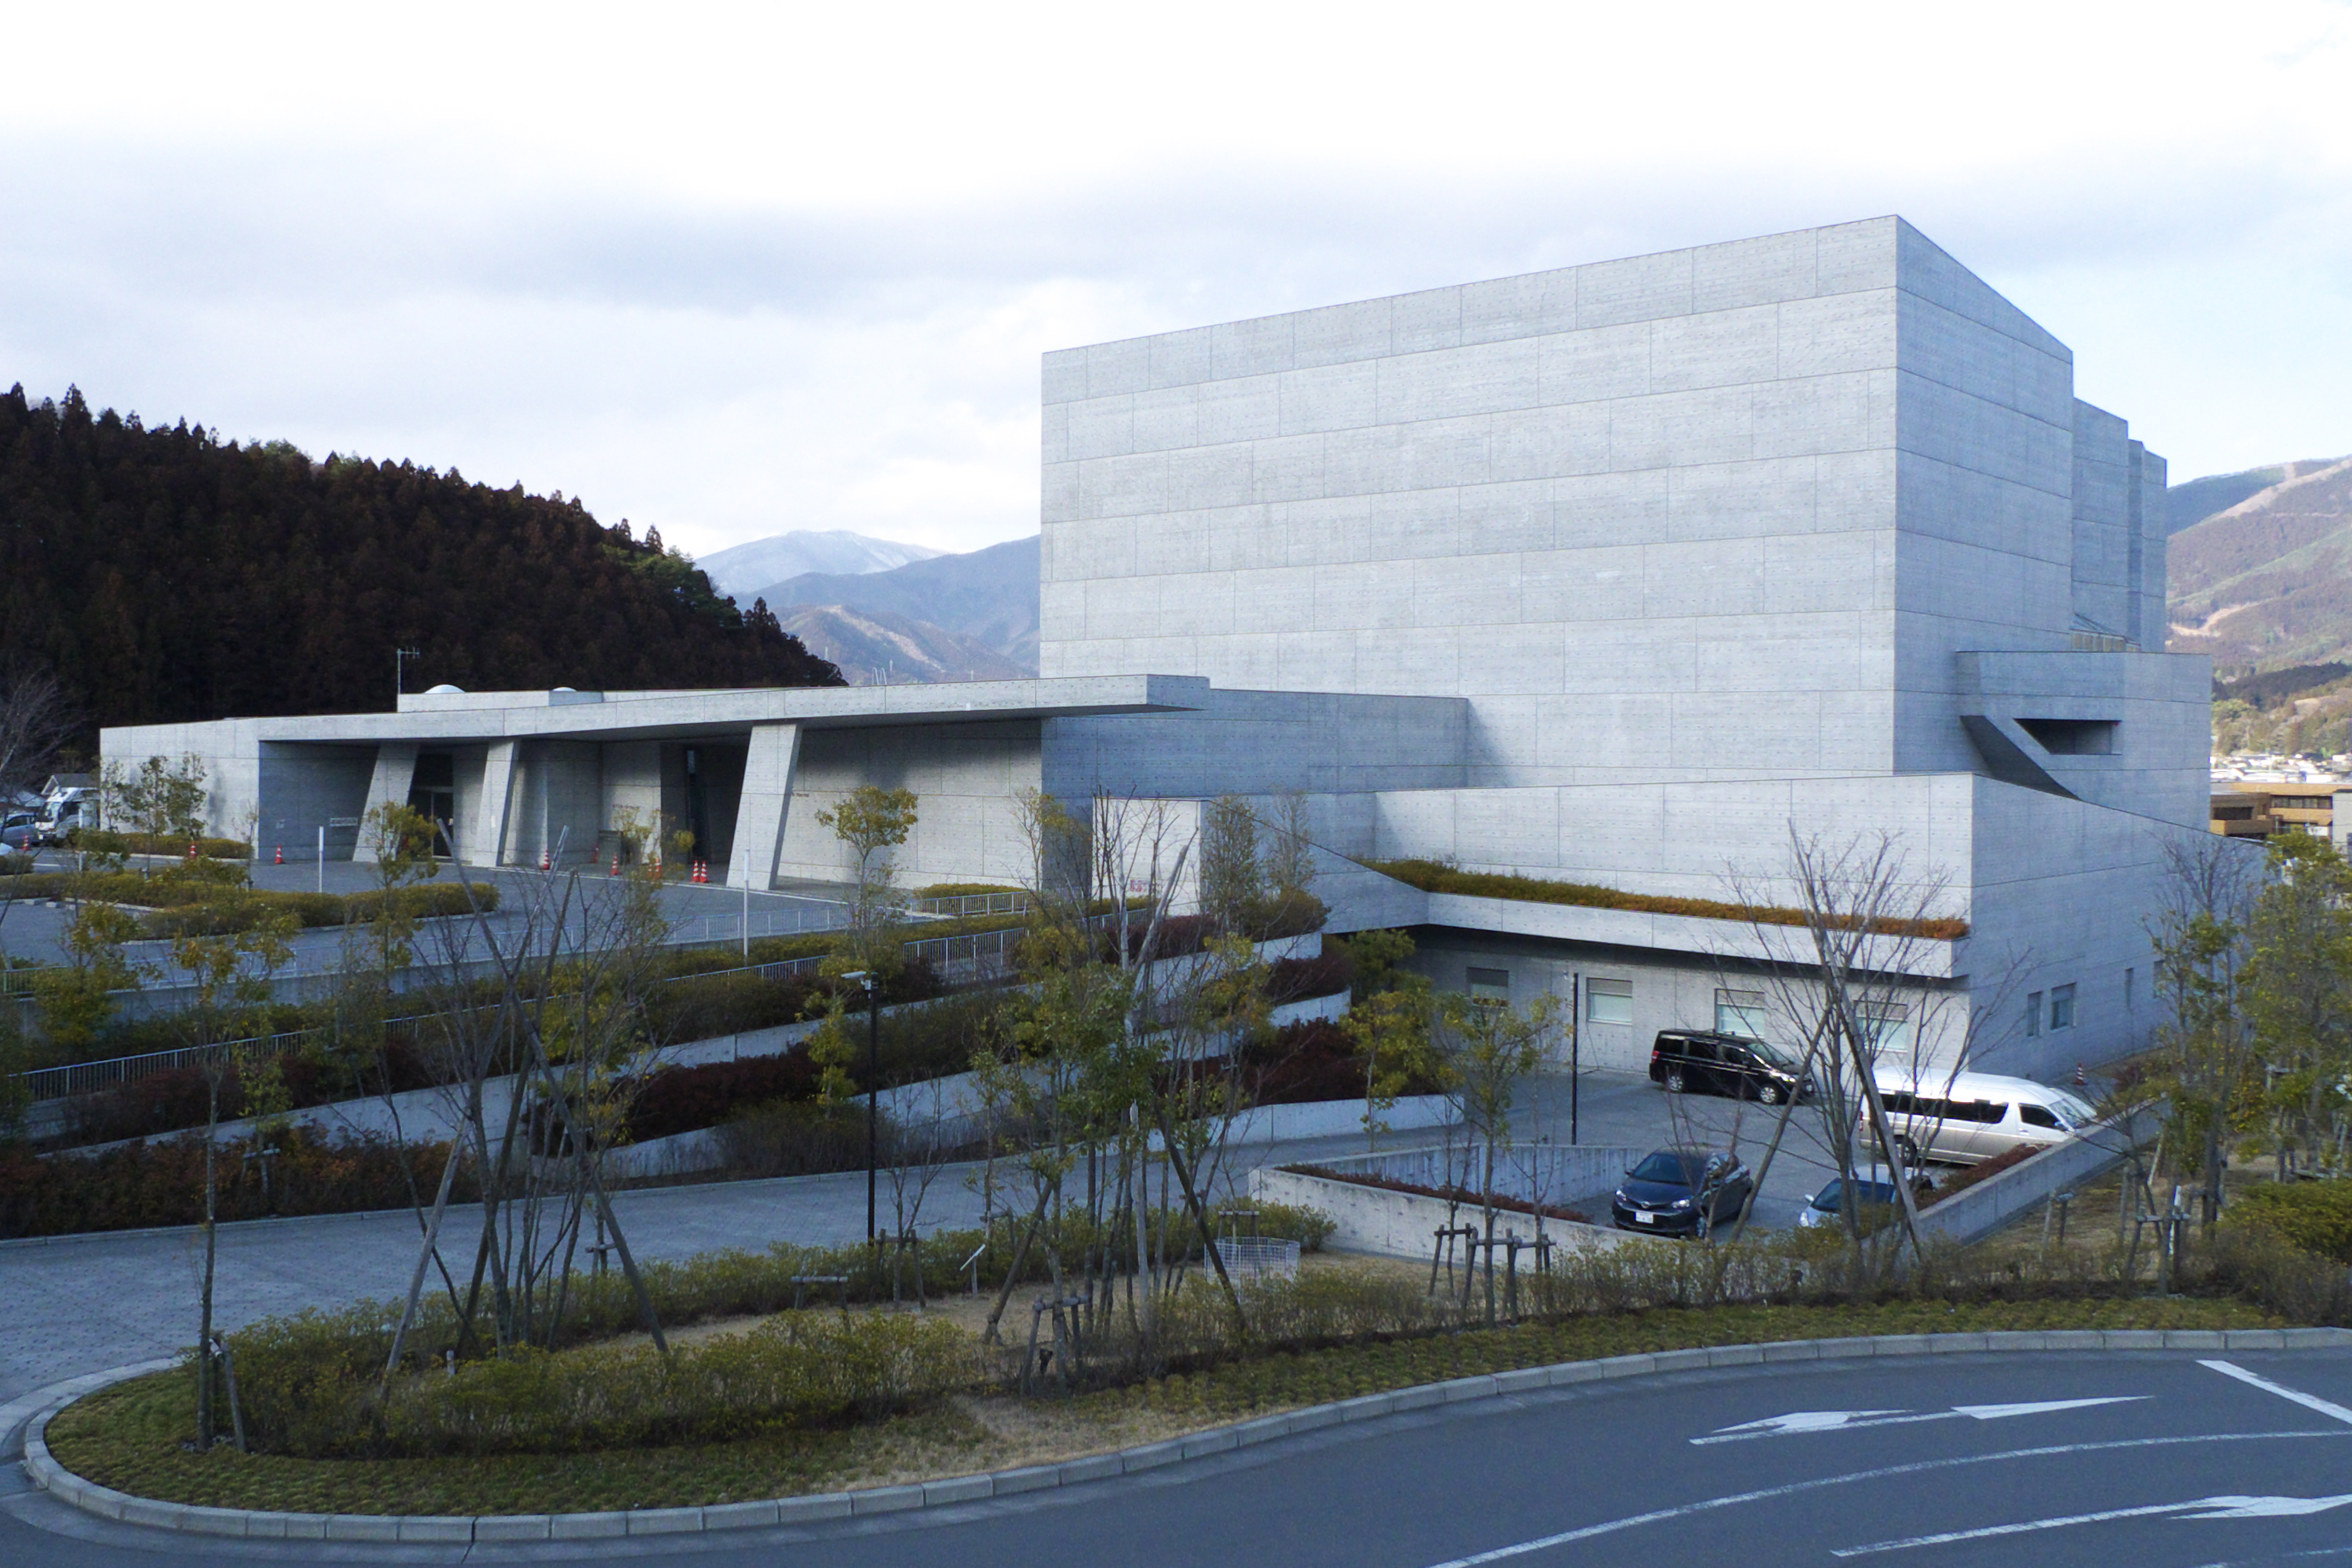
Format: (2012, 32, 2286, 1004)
(46, 1293, 2273, 1517)
(1368, 857, 1969, 940)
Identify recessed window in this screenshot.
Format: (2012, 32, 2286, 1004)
(2125, 967, 2135, 1011)
(1713, 988, 1770, 1039)
(2018, 718, 2116, 755)
(2050, 983, 2076, 1031)
(1858, 1002, 1914, 1054)
(1467, 967, 1510, 1003)
(2025, 991, 2042, 1038)
(1585, 976, 1632, 1024)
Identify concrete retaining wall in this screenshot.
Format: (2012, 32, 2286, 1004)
(1915, 1103, 2162, 1246)
(1252, 1144, 1652, 1259)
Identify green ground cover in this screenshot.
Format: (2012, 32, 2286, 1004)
(45, 1294, 2275, 1517)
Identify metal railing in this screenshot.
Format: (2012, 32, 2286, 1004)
(910, 890, 1030, 919)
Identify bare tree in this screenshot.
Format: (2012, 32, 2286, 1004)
(0, 664, 77, 801)
(1714, 830, 1994, 1271)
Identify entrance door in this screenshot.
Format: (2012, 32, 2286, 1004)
(407, 752, 456, 858)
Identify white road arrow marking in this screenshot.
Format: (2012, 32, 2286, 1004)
(2177, 1493, 2352, 1518)
(1835, 1492, 2352, 1554)
(1694, 1396, 2141, 1444)
(1953, 1397, 2146, 1421)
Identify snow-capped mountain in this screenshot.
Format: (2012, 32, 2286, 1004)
(694, 531, 943, 602)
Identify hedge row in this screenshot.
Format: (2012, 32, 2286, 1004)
(0, 869, 497, 935)
(1368, 857, 1971, 940)
(0, 1125, 464, 1239)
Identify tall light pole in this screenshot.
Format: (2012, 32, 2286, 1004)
(844, 970, 879, 1242)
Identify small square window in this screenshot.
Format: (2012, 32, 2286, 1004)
(1585, 976, 1632, 1025)
(2025, 991, 2042, 1038)
(1467, 967, 1510, 1002)
(2050, 983, 2076, 1031)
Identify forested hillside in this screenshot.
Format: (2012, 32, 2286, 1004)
(0, 386, 841, 736)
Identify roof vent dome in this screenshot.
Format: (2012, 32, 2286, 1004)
(424, 683, 465, 694)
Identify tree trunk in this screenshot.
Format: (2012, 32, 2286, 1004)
(196, 1068, 219, 1451)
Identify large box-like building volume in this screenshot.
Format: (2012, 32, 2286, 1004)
(110, 218, 2213, 1081)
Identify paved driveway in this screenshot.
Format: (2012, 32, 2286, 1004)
(0, 1066, 1866, 1412)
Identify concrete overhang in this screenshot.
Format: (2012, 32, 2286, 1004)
(228, 676, 1211, 747)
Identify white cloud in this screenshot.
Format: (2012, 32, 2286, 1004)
(1, 1, 2347, 553)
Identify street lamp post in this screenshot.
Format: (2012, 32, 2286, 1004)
(844, 970, 880, 1243)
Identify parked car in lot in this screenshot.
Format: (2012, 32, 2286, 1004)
(1611, 1146, 1754, 1237)
(1649, 1029, 1815, 1105)
(1795, 1162, 1935, 1229)
(1, 812, 40, 852)
(1861, 1068, 2102, 1167)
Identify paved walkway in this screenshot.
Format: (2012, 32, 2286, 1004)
(0, 1067, 1848, 1407)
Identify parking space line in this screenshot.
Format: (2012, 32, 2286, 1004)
(2201, 1361, 2352, 1425)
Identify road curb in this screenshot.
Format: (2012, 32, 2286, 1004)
(21, 1328, 2352, 1541)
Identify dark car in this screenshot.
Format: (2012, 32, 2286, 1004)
(1611, 1146, 1754, 1238)
(1649, 1029, 1813, 1105)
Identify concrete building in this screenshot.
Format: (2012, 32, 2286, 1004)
(106, 218, 2212, 1083)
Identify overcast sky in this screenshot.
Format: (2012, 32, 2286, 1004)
(2, 2, 2346, 560)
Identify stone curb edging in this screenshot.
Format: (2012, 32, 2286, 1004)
(21, 1328, 2351, 1543)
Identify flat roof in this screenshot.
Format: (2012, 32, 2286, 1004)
(105, 675, 1213, 747)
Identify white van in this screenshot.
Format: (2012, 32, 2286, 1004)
(1859, 1068, 2101, 1168)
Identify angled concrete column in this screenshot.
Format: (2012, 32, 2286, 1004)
(726, 722, 801, 891)
(361, 742, 419, 862)
(469, 741, 520, 868)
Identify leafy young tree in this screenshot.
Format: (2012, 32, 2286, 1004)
(104, 753, 210, 840)
(1340, 929, 1437, 1150)
(2239, 832, 2352, 1177)
(808, 786, 919, 1101)
(2146, 835, 2262, 1226)
(1429, 989, 1557, 1324)
(1197, 794, 1260, 934)
(173, 896, 297, 1451)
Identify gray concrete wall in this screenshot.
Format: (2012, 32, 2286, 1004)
(777, 720, 1045, 888)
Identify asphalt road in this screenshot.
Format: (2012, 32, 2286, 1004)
(5, 1350, 2349, 1566)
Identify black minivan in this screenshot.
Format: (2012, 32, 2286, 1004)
(1649, 1029, 1813, 1105)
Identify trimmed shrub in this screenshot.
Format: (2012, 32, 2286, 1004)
(231, 1308, 972, 1458)
(0, 1125, 465, 1239)
(2224, 1179, 2352, 1265)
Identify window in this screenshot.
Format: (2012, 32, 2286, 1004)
(1467, 967, 1510, 1003)
(1857, 1002, 1913, 1054)
(2125, 967, 2135, 1011)
(2025, 991, 2042, 1037)
(2050, 984, 2076, 1031)
(2017, 718, 2116, 755)
(2020, 1103, 2064, 1130)
(1714, 989, 1772, 1040)
(1585, 976, 1632, 1024)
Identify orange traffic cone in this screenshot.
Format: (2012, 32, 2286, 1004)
(610, 850, 620, 876)
(274, 844, 284, 865)
(540, 848, 550, 871)
(2074, 1061, 2087, 1087)
(187, 842, 198, 859)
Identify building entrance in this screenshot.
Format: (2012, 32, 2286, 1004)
(407, 751, 456, 857)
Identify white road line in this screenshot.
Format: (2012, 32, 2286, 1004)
(1835, 1495, 2352, 1556)
(1415, 1430, 2350, 1568)
(1833, 1500, 2214, 1556)
(2202, 1360, 2352, 1426)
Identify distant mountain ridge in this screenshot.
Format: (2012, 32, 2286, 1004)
(773, 604, 1031, 685)
(695, 530, 942, 601)
(2169, 457, 2348, 536)
(2168, 456, 2352, 670)
(758, 535, 1041, 672)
